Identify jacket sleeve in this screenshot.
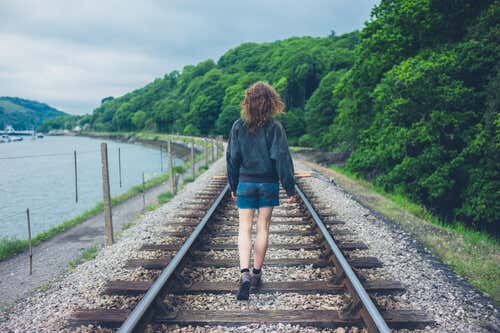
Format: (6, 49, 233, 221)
(226, 121, 241, 193)
(269, 122, 296, 196)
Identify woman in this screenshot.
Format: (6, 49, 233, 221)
(226, 81, 298, 300)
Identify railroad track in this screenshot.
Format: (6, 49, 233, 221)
(70, 177, 432, 332)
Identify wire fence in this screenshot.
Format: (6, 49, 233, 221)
(0, 138, 222, 238)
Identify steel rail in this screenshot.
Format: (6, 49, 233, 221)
(295, 184, 391, 333)
(118, 184, 229, 333)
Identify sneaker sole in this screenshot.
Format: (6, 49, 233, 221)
(236, 281, 251, 300)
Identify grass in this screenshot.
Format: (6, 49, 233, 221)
(158, 191, 174, 204)
(37, 282, 52, 293)
(0, 172, 169, 262)
(183, 176, 195, 184)
(0, 203, 103, 261)
(83, 130, 218, 149)
(289, 146, 314, 152)
(0, 131, 219, 262)
(67, 246, 99, 271)
(327, 164, 500, 302)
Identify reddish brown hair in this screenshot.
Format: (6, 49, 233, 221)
(240, 81, 284, 133)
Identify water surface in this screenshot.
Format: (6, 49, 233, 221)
(0, 135, 182, 238)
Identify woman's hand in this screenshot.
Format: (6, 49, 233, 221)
(287, 194, 298, 204)
(231, 191, 236, 201)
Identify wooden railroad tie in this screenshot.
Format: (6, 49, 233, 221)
(102, 279, 405, 296)
(70, 308, 433, 329)
(163, 219, 345, 227)
(139, 241, 368, 252)
(125, 256, 381, 270)
(160, 229, 350, 238)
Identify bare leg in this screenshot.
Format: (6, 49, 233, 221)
(238, 208, 254, 270)
(253, 207, 273, 269)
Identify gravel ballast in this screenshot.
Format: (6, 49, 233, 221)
(0, 159, 227, 332)
(295, 160, 499, 333)
(0, 157, 498, 333)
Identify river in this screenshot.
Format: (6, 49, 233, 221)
(0, 135, 184, 239)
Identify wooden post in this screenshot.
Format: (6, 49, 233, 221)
(160, 145, 163, 172)
(215, 137, 219, 159)
(211, 139, 215, 162)
(168, 140, 174, 193)
(118, 147, 122, 188)
(191, 139, 195, 178)
(142, 171, 146, 211)
(26, 208, 32, 275)
(218, 135, 223, 158)
(74, 150, 78, 203)
(101, 143, 114, 245)
(174, 174, 179, 195)
(205, 139, 209, 167)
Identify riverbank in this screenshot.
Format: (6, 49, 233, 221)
(296, 153, 499, 303)
(78, 131, 219, 154)
(0, 132, 214, 261)
(0, 135, 218, 309)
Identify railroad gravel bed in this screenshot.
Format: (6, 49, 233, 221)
(186, 266, 335, 283)
(163, 293, 347, 311)
(197, 248, 322, 260)
(296, 160, 500, 333)
(2, 158, 497, 333)
(0, 159, 227, 333)
(158, 324, 361, 333)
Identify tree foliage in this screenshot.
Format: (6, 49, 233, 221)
(40, 0, 499, 234)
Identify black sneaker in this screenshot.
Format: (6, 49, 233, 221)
(236, 272, 251, 300)
(251, 270, 262, 288)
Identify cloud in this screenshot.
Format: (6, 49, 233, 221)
(0, 0, 379, 114)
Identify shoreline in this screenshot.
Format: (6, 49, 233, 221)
(76, 131, 211, 153)
(0, 132, 208, 262)
(0, 133, 217, 309)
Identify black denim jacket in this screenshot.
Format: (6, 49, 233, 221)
(226, 118, 296, 197)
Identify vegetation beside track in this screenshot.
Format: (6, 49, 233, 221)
(306, 161, 499, 302)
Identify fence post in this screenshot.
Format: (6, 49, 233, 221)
(174, 174, 179, 195)
(215, 137, 219, 159)
(74, 150, 78, 203)
(118, 147, 122, 188)
(101, 143, 114, 245)
(160, 145, 163, 172)
(191, 139, 195, 178)
(219, 135, 224, 158)
(205, 139, 209, 167)
(26, 208, 32, 275)
(168, 140, 174, 193)
(211, 138, 215, 162)
(142, 171, 146, 211)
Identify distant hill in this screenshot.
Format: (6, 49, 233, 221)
(0, 97, 68, 130)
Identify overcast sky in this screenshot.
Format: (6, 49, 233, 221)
(0, 0, 379, 115)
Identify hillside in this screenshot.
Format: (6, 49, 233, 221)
(40, 0, 499, 235)
(0, 97, 67, 130)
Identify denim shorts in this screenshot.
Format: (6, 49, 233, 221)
(236, 182, 280, 209)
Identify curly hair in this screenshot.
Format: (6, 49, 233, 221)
(240, 81, 284, 133)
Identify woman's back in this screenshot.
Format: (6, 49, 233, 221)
(227, 117, 296, 197)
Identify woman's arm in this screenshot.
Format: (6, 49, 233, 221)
(226, 121, 241, 195)
(270, 122, 296, 198)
